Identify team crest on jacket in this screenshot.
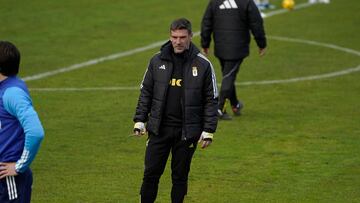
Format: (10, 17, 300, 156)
(192, 67, 198, 77)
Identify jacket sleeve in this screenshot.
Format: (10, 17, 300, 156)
(201, 0, 214, 49)
(133, 60, 154, 123)
(3, 87, 44, 173)
(202, 61, 219, 133)
(248, 0, 267, 49)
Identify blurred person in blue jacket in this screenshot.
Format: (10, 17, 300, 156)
(0, 41, 44, 203)
(254, 0, 275, 10)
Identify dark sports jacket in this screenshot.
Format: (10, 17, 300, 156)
(133, 41, 218, 140)
(201, 0, 267, 60)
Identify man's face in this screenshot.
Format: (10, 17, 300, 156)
(170, 29, 192, 54)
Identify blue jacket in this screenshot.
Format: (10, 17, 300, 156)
(0, 76, 44, 173)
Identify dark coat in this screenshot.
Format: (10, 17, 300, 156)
(133, 41, 218, 140)
(201, 0, 267, 60)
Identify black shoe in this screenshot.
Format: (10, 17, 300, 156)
(217, 109, 232, 120)
(232, 102, 243, 116)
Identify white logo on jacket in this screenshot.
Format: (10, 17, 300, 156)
(219, 0, 238, 9)
(158, 65, 166, 70)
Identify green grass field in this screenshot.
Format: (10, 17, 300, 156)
(1, 0, 359, 202)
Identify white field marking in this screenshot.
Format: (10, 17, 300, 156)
(233, 35, 360, 86)
(22, 40, 167, 82)
(268, 36, 360, 57)
(28, 65, 360, 92)
(23, 2, 314, 82)
(29, 36, 360, 92)
(236, 65, 360, 86)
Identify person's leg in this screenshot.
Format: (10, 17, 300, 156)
(229, 84, 238, 107)
(218, 59, 242, 114)
(170, 128, 197, 203)
(229, 83, 244, 116)
(0, 169, 33, 203)
(218, 59, 227, 113)
(228, 59, 243, 107)
(226, 59, 244, 115)
(15, 169, 33, 203)
(140, 127, 172, 203)
(0, 176, 14, 203)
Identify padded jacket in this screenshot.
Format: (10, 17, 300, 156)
(133, 41, 218, 140)
(201, 0, 267, 60)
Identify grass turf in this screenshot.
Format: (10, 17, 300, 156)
(1, 0, 359, 202)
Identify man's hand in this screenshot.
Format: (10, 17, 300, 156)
(259, 47, 266, 57)
(133, 122, 146, 137)
(202, 48, 209, 56)
(198, 131, 213, 149)
(0, 162, 18, 179)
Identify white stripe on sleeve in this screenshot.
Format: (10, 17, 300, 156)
(197, 53, 219, 98)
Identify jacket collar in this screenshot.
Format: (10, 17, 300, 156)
(159, 41, 200, 61)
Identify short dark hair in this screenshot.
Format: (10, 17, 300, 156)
(0, 41, 20, 76)
(170, 18, 192, 34)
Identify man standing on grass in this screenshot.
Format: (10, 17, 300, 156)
(201, 0, 267, 120)
(0, 41, 44, 203)
(133, 18, 218, 203)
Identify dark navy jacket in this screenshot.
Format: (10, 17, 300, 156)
(201, 0, 267, 60)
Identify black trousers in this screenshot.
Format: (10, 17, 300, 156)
(140, 126, 198, 203)
(0, 169, 32, 203)
(218, 58, 244, 111)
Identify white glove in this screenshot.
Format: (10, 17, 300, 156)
(198, 131, 213, 149)
(133, 122, 146, 136)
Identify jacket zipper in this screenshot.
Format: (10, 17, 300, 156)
(181, 60, 187, 141)
(158, 61, 172, 127)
